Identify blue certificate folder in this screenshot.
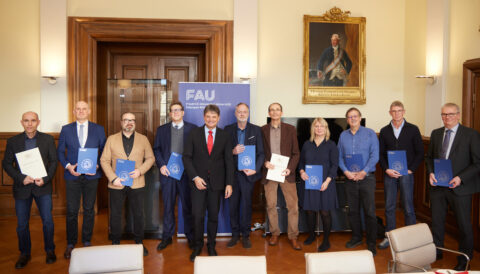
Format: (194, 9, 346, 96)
(115, 159, 135, 186)
(387, 150, 408, 176)
(434, 159, 453, 187)
(345, 154, 364, 172)
(238, 145, 255, 170)
(305, 165, 323, 190)
(77, 148, 98, 174)
(167, 152, 184, 181)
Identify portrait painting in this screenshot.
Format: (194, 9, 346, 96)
(303, 7, 366, 104)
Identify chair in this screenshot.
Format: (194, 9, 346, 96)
(69, 244, 143, 274)
(194, 256, 267, 274)
(305, 250, 376, 274)
(386, 223, 470, 273)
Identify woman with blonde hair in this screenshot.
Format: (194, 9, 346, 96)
(299, 118, 339, 252)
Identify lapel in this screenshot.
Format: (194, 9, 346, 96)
(279, 123, 288, 154)
(201, 125, 210, 155)
(72, 122, 81, 148)
(435, 127, 446, 157)
(263, 124, 271, 149)
(117, 132, 128, 159)
(397, 120, 407, 140)
(18, 133, 26, 152)
(244, 123, 252, 145)
(165, 122, 172, 153)
(84, 122, 95, 147)
(448, 124, 462, 158)
(232, 124, 239, 145)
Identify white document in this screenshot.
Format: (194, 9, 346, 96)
(266, 153, 290, 183)
(15, 147, 47, 179)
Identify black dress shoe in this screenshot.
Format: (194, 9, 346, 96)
(46, 251, 57, 264)
(242, 237, 252, 249)
(143, 245, 148, 256)
(317, 241, 330, 252)
(15, 255, 30, 269)
(190, 248, 202, 262)
(227, 236, 239, 248)
(303, 233, 316, 245)
(453, 260, 468, 271)
(64, 245, 74, 259)
(345, 238, 363, 248)
(207, 247, 217, 256)
(157, 237, 172, 250)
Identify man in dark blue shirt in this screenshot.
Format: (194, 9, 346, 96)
(338, 107, 379, 256)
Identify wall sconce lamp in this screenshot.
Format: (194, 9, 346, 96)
(42, 76, 58, 85)
(415, 75, 436, 85)
(239, 77, 251, 83)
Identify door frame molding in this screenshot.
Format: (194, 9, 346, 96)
(68, 17, 233, 122)
(462, 58, 480, 126)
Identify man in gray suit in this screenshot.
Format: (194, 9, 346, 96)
(426, 102, 480, 271)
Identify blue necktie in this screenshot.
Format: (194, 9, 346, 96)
(440, 129, 452, 159)
(79, 124, 85, 148)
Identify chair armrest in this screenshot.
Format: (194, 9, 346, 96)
(436, 247, 470, 270)
(388, 260, 428, 273)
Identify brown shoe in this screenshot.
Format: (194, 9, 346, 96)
(269, 235, 279, 246)
(290, 239, 302, 250)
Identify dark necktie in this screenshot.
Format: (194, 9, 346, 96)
(207, 130, 213, 155)
(440, 129, 452, 159)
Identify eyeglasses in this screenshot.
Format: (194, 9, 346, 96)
(390, 110, 404, 113)
(170, 109, 183, 113)
(347, 115, 359, 120)
(123, 119, 136, 123)
(441, 112, 459, 118)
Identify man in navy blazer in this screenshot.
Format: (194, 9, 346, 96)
(57, 101, 106, 259)
(426, 103, 480, 271)
(224, 103, 264, 248)
(154, 102, 196, 251)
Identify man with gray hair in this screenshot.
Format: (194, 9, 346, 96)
(317, 33, 352, 86)
(426, 102, 480, 271)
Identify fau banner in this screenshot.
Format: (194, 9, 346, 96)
(178, 82, 250, 236)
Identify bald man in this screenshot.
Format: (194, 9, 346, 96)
(3, 112, 58, 269)
(57, 101, 106, 259)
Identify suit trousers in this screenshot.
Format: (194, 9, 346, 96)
(229, 172, 255, 237)
(66, 177, 98, 246)
(191, 184, 222, 249)
(109, 187, 145, 244)
(161, 175, 193, 241)
(430, 187, 473, 260)
(264, 180, 299, 239)
(345, 174, 377, 247)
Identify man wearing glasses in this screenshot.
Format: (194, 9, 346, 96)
(377, 101, 423, 249)
(425, 103, 480, 271)
(100, 112, 154, 256)
(338, 107, 379, 256)
(154, 102, 197, 250)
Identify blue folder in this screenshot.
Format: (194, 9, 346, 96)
(387, 150, 408, 176)
(238, 145, 255, 170)
(434, 159, 453, 187)
(77, 148, 98, 174)
(345, 154, 364, 172)
(305, 165, 323, 190)
(115, 159, 135, 186)
(167, 152, 184, 181)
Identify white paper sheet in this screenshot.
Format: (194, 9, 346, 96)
(15, 147, 47, 179)
(266, 153, 290, 183)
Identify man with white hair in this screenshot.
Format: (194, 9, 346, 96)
(317, 33, 352, 86)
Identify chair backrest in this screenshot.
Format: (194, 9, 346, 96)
(386, 223, 436, 273)
(194, 256, 267, 274)
(305, 250, 376, 274)
(69, 244, 143, 274)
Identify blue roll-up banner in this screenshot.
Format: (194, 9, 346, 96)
(177, 82, 250, 236)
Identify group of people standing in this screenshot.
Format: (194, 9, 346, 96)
(3, 99, 479, 271)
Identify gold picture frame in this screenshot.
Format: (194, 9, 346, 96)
(303, 7, 366, 104)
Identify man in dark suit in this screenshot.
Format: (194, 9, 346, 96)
(2, 111, 58, 269)
(57, 101, 106, 259)
(224, 103, 264, 249)
(316, 34, 352, 86)
(154, 102, 196, 250)
(261, 102, 301, 250)
(426, 102, 480, 271)
(183, 104, 234, 261)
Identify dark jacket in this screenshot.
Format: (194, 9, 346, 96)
(183, 126, 234, 191)
(379, 120, 424, 172)
(425, 124, 480, 195)
(224, 122, 265, 183)
(261, 122, 300, 184)
(3, 132, 57, 199)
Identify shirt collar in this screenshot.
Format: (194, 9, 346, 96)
(270, 122, 281, 129)
(172, 120, 184, 129)
(390, 119, 405, 129)
(77, 120, 89, 127)
(24, 131, 38, 140)
(445, 123, 460, 133)
(205, 126, 216, 135)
